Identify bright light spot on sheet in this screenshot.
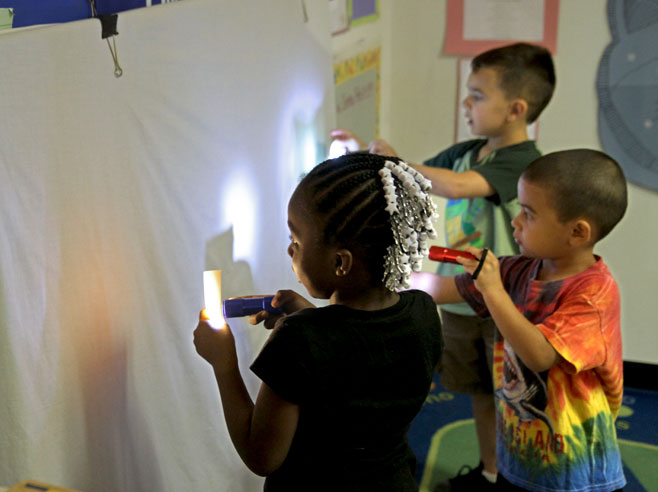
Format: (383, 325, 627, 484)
(220, 169, 258, 263)
(282, 84, 326, 177)
(302, 131, 317, 173)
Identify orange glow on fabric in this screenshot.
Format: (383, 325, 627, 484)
(203, 270, 225, 329)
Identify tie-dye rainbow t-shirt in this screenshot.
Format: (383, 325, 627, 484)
(456, 256, 626, 492)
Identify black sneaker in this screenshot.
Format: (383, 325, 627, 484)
(448, 462, 497, 491)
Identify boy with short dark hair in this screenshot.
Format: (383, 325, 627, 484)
(417, 149, 628, 491)
(332, 42, 556, 489)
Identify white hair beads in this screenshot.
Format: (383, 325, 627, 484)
(378, 160, 438, 290)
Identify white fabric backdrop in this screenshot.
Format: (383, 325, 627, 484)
(0, 1, 333, 490)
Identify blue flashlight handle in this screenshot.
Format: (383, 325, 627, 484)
(222, 296, 284, 318)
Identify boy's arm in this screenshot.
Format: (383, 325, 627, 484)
(366, 137, 495, 199)
(410, 163, 495, 199)
(458, 249, 560, 372)
(330, 130, 495, 198)
(409, 271, 464, 304)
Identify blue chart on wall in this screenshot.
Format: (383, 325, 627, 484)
(2, 0, 173, 28)
(597, 0, 658, 191)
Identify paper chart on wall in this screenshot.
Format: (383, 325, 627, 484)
(444, 0, 559, 55)
(329, 0, 349, 35)
(464, 0, 544, 42)
(333, 47, 381, 146)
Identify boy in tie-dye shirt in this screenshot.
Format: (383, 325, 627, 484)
(414, 149, 627, 491)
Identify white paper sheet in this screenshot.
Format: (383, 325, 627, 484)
(463, 0, 544, 41)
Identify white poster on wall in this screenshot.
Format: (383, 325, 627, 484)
(463, 0, 545, 41)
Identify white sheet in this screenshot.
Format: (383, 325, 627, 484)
(0, 1, 333, 490)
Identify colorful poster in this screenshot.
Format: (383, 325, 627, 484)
(333, 47, 381, 144)
(350, 0, 378, 26)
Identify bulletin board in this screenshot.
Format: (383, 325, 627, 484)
(333, 46, 381, 144)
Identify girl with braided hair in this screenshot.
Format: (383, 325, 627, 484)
(194, 153, 442, 491)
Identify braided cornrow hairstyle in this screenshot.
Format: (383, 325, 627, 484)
(297, 153, 438, 291)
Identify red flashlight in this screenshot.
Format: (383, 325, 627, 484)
(428, 246, 477, 264)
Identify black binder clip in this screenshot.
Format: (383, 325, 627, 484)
(98, 13, 118, 39)
(90, 0, 123, 77)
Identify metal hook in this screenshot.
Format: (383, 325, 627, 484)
(107, 35, 123, 78)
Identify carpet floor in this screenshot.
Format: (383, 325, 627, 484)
(409, 372, 658, 492)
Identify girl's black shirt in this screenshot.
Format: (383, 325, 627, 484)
(250, 289, 442, 492)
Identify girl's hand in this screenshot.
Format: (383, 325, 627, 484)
(458, 247, 504, 295)
(248, 289, 315, 330)
(194, 310, 238, 373)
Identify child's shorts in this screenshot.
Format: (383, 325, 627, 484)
(438, 309, 495, 395)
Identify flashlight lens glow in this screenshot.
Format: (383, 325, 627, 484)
(203, 270, 225, 328)
(328, 138, 359, 159)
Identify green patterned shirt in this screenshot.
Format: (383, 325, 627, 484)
(423, 139, 541, 315)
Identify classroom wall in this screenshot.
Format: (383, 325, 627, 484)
(334, 0, 658, 365)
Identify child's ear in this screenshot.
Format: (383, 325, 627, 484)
(508, 99, 528, 122)
(570, 219, 593, 246)
(335, 249, 353, 277)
